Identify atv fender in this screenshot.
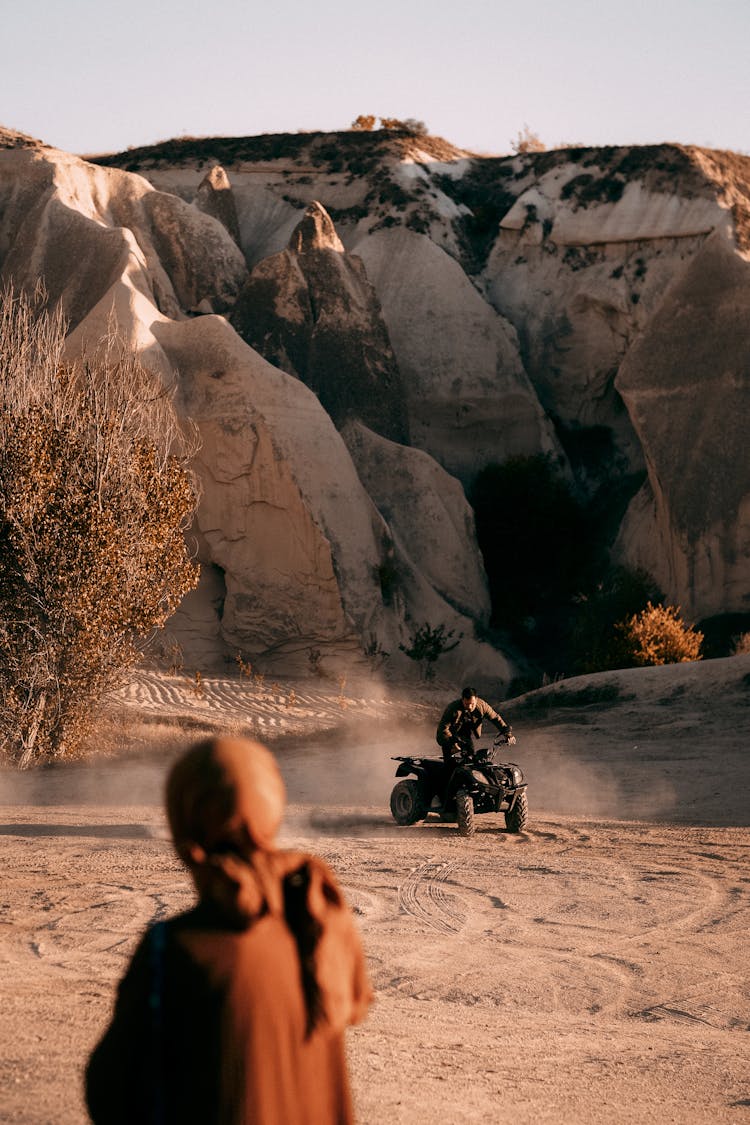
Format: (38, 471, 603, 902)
(504, 783, 528, 811)
(395, 761, 421, 778)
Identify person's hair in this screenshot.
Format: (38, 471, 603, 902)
(461, 686, 477, 699)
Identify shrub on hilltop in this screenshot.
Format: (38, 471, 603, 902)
(511, 124, 546, 153)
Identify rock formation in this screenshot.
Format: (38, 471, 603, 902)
(348, 225, 560, 482)
(0, 142, 248, 325)
(477, 145, 750, 618)
(2, 126, 749, 680)
(231, 201, 409, 443)
(614, 226, 750, 619)
(0, 132, 508, 684)
(342, 420, 491, 623)
(195, 164, 242, 246)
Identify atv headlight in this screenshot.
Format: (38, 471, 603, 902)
(509, 766, 524, 786)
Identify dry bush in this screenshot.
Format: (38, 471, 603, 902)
(616, 602, 703, 667)
(730, 631, 750, 656)
(511, 125, 546, 154)
(0, 286, 200, 767)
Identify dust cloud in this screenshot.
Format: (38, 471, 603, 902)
(0, 725, 680, 829)
(0, 759, 169, 808)
(521, 735, 678, 822)
(276, 718, 433, 808)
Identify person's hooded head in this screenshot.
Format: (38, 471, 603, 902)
(166, 736, 286, 926)
(165, 736, 372, 1033)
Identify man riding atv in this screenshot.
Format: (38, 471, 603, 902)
(436, 686, 512, 775)
(390, 687, 526, 834)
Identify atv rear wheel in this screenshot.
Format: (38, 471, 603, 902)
(456, 789, 475, 837)
(390, 780, 428, 826)
(505, 789, 528, 833)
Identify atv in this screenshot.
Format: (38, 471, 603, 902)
(389, 732, 528, 836)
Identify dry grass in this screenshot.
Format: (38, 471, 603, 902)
(81, 705, 247, 763)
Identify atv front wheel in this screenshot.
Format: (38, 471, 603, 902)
(456, 789, 475, 837)
(505, 790, 528, 833)
(390, 780, 428, 826)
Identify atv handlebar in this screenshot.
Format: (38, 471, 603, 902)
(494, 729, 516, 746)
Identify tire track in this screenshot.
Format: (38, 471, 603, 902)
(398, 860, 466, 935)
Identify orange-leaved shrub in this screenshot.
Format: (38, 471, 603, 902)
(0, 287, 200, 766)
(615, 602, 703, 667)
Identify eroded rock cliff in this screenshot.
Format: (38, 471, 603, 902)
(98, 131, 749, 625)
(2, 126, 749, 680)
(0, 131, 509, 684)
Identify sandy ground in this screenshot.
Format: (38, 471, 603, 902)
(1, 656, 749, 1124)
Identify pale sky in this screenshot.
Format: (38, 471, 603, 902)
(2, 0, 748, 157)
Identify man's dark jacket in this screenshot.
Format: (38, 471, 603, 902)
(436, 697, 507, 757)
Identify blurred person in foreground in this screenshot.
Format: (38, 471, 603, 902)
(85, 736, 372, 1125)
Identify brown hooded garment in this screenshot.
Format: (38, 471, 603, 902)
(85, 737, 372, 1125)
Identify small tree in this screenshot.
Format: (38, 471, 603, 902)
(616, 603, 703, 667)
(0, 287, 200, 766)
(399, 622, 460, 680)
(351, 115, 376, 131)
(511, 125, 546, 154)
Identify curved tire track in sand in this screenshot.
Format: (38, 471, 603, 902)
(398, 860, 467, 935)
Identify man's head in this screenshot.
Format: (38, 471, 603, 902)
(461, 686, 478, 711)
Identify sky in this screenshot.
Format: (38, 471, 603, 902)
(1, 0, 748, 157)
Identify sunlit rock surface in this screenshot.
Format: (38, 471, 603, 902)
(0, 133, 505, 680)
(2, 127, 749, 676)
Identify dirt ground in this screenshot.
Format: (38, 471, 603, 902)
(1, 656, 748, 1124)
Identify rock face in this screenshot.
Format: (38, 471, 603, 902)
(231, 201, 408, 443)
(614, 226, 750, 618)
(476, 145, 750, 617)
(342, 420, 491, 623)
(151, 316, 390, 670)
(481, 147, 723, 476)
(0, 133, 507, 684)
(195, 164, 242, 246)
(2, 127, 750, 680)
(349, 226, 560, 482)
(0, 143, 248, 325)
